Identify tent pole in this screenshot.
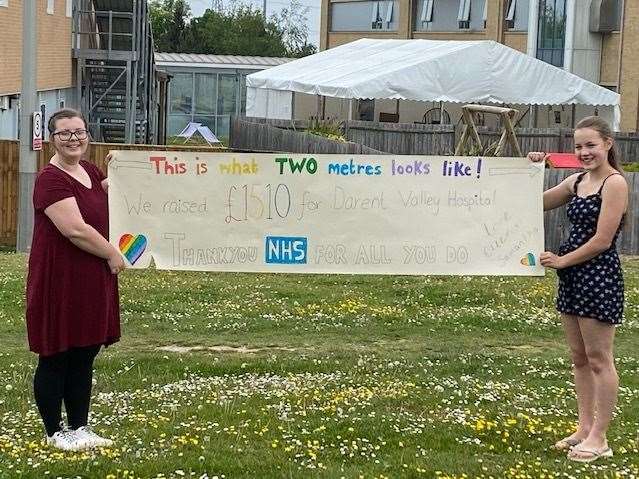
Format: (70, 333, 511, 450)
(528, 105, 534, 127)
(348, 99, 353, 121)
(291, 92, 296, 120)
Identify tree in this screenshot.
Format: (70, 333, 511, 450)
(270, 0, 317, 58)
(149, 0, 192, 52)
(149, 0, 317, 58)
(183, 6, 289, 57)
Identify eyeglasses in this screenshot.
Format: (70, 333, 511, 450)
(53, 129, 89, 141)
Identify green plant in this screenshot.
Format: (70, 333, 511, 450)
(457, 138, 501, 156)
(622, 162, 639, 173)
(306, 117, 347, 143)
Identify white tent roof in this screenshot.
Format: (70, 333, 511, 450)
(246, 38, 619, 108)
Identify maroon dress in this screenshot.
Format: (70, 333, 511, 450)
(26, 161, 120, 357)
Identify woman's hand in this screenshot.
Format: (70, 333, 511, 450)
(527, 152, 548, 163)
(102, 153, 112, 192)
(540, 251, 567, 269)
(107, 251, 126, 274)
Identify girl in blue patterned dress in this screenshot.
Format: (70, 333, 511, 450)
(528, 116, 628, 463)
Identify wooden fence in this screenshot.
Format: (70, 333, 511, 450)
(346, 121, 456, 155)
(234, 117, 639, 161)
(229, 117, 384, 154)
(0, 140, 225, 245)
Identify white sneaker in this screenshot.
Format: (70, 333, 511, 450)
(74, 426, 113, 448)
(46, 429, 88, 451)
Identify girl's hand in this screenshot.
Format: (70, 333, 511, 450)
(527, 152, 548, 163)
(540, 251, 566, 269)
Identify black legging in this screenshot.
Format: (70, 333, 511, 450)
(33, 345, 101, 436)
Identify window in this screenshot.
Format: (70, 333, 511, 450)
(169, 73, 194, 114)
(505, 0, 516, 28)
(56, 90, 65, 109)
(331, 1, 398, 32)
(421, 0, 434, 23)
(458, 0, 471, 29)
(371, 2, 382, 29)
(66, 0, 72, 17)
(415, 0, 483, 32)
(167, 115, 191, 136)
(482, 0, 487, 28)
(47, 0, 54, 14)
(385, 1, 394, 27)
(536, 0, 567, 67)
(194, 74, 216, 115)
(217, 74, 238, 115)
(506, 0, 529, 30)
(240, 74, 248, 114)
(358, 99, 375, 122)
(615, 0, 623, 31)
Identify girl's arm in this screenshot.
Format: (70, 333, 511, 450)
(542, 174, 579, 211)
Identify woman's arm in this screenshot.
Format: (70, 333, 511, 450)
(541, 175, 628, 269)
(44, 197, 125, 273)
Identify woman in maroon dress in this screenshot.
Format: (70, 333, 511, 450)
(26, 108, 124, 451)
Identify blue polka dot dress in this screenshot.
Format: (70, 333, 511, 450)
(556, 172, 624, 325)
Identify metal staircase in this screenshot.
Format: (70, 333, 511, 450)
(72, 0, 159, 144)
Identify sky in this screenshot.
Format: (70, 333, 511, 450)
(186, 0, 321, 47)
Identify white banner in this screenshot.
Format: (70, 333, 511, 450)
(108, 151, 545, 276)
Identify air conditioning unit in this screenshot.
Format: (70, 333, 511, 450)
(0, 96, 9, 111)
(590, 0, 620, 33)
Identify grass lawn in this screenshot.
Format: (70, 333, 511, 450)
(0, 252, 638, 479)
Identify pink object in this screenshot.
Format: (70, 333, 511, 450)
(546, 153, 582, 168)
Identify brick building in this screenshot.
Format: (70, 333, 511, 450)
(1, 0, 162, 144)
(0, 0, 74, 139)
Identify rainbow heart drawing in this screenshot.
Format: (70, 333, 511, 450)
(119, 233, 147, 265)
(520, 252, 536, 266)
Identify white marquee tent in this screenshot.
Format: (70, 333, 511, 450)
(246, 38, 621, 129)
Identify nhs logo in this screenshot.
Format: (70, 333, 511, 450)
(265, 236, 307, 264)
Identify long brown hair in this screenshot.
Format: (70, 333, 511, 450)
(575, 116, 623, 173)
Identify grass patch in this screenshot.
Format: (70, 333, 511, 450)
(1, 253, 638, 478)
